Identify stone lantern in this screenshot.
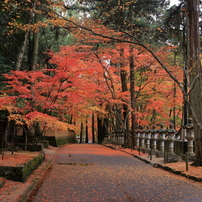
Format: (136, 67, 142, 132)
(167, 123, 176, 154)
(156, 124, 166, 157)
(150, 125, 158, 154)
(144, 125, 151, 153)
(140, 125, 146, 151)
(166, 123, 179, 163)
(184, 118, 195, 157)
(135, 125, 141, 149)
(114, 128, 124, 146)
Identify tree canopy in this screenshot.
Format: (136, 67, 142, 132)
(1, 0, 202, 165)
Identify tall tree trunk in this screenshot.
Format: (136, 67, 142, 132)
(92, 113, 95, 143)
(15, 31, 29, 71)
(186, 0, 202, 165)
(80, 122, 83, 143)
(69, 115, 73, 124)
(129, 46, 136, 147)
(97, 117, 108, 144)
(129, 4, 135, 147)
(173, 83, 176, 130)
(85, 117, 88, 143)
(10, 120, 16, 154)
(181, 17, 188, 140)
(29, 30, 40, 71)
(0, 120, 8, 156)
(29, 5, 40, 71)
(120, 48, 128, 120)
(1, 120, 9, 159)
(15, 10, 32, 71)
(119, 48, 129, 145)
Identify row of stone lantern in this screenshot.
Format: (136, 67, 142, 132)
(133, 119, 195, 162)
(108, 119, 195, 162)
(135, 123, 177, 162)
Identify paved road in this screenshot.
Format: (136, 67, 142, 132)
(32, 144, 202, 202)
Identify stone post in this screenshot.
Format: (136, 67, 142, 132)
(184, 118, 195, 157)
(151, 125, 158, 154)
(144, 125, 151, 153)
(135, 125, 141, 149)
(140, 125, 146, 151)
(115, 129, 124, 146)
(156, 124, 166, 158)
(167, 123, 176, 154)
(166, 123, 179, 163)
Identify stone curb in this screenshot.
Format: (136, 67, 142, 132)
(17, 148, 59, 202)
(129, 152, 202, 182)
(105, 145, 202, 184)
(158, 164, 202, 182)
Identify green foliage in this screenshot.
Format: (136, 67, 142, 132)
(86, 0, 170, 44)
(0, 56, 13, 88)
(0, 110, 8, 120)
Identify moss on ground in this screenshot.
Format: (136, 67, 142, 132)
(0, 153, 45, 182)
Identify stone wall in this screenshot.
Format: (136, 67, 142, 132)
(16, 126, 76, 147)
(44, 128, 76, 147)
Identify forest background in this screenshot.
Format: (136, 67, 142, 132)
(0, 0, 202, 165)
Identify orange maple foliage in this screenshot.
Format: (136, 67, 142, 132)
(1, 16, 183, 133)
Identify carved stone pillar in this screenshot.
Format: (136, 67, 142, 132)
(156, 124, 166, 158)
(151, 125, 158, 154)
(140, 125, 146, 150)
(184, 118, 195, 156)
(166, 123, 179, 163)
(144, 125, 151, 153)
(135, 125, 141, 149)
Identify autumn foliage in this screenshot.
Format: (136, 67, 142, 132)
(1, 39, 183, 134)
(0, 0, 184, 135)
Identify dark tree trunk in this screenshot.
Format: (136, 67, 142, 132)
(9, 120, 16, 154)
(129, 5, 136, 147)
(120, 48, 128, 121)
(80, 122, 83, 143)
(119, 48, 129, 145)
(29, 5, 40, 71)
(85, 118, 88, 143)
(186, 0, 202, 166)
(129, 46, 136, 147)
(92, 113, 95, 143)
(15, 31, 29, 71)
(97, 117, 103, 144)
(97, 117, 108, 144)
(1, 120, 9, 159)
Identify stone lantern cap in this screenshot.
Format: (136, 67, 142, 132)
(138, 125, 145, 132)
(158, 124, 167, 133)
(167, 123, 176, 134)
(135, 124, 141, 133)
(150, 125, 157, 133)
(184, 118, 194, 129)
(113, 128, 123, 133)
(145, 125, 151, 133)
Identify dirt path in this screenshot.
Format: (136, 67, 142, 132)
(31, 144, 202, 202)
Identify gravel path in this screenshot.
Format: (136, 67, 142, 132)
(32, 144, 202, 202)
